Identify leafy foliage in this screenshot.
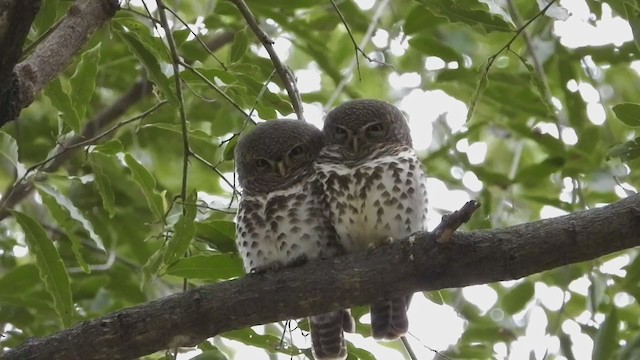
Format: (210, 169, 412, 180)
(1, 0, 640, 359)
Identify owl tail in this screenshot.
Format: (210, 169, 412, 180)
(370, 295, 412, 340)
(310, 309, 354, 360)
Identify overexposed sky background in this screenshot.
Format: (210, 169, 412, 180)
(124, 0, 638, 358)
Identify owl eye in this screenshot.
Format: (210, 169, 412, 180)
(254, 159, 269, 169)
(334, 127, 348, 142)
(289, 145, 304, 158)
(366, 123, 385, 137)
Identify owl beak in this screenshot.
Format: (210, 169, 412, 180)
(351, 137, 359, 153)
(277, 161, 288, 176)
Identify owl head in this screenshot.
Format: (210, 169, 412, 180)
(235, 120, 324, 194)
(323, 99, 412, 159)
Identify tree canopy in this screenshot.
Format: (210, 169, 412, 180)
(1, 0, 640, 359)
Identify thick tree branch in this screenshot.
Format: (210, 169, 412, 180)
(0, 0, 120, 126)
(0, 0, 41, 126)
(4, 194, 640, 360)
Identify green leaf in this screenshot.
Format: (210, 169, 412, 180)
(223, 329, 302, 356)
(501, 281, 534, 314)
(89, 153, 116, 218)
(196, 220, 237, 253)
(116, 29, 179, 106)
(346, 343, 376, 360)
(69, 42, 101, 122)
(612, 103, 640, 127)
(415, 0, 513, 33)
(44, 78, 80, 133)
(92, 139, 124, 155)
(163, 191, 198, 265)
(230, 28, 249, 63)
(592, 307, 618, 360)
(408, 33, 463, 63)
(189, 348, 228, 360)
(423, 290, 444, 305)
(124, 153, 165, 221)
(223, 135, 240, 161)
(0, 131, 26, 177)
(35, 184, 105, 274)
(166, 254, 243, 280)
(11, 211, 73, 328)
(113, 16, 171, 63)
(608, 138, 640, 161)
(515, 157, 565, 185)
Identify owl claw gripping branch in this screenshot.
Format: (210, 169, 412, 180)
(234, 99, 428, 359)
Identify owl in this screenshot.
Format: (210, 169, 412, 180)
(234, 120, 354, 360)
(316, 99, 428, 340)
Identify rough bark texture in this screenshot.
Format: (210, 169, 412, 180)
(4, 194, 640, 360)
(0, 0, 41, 126)
(0, 0, 119, 126)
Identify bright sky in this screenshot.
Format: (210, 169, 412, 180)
(134, 0, 636, 358)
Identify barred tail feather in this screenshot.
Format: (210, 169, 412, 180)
(310, 309, 353, 360)
(370, 295, 411, 340)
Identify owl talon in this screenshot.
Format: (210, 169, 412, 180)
(250, 262, 282, 274)
(368, 236, 395, 252)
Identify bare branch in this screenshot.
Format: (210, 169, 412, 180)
(5, 193, 640, 360)
(466, 0, 557, 123)
(155, 0, 189, 203)
(325, 0, 391, 111)
(230, 0, 305, 121)
(329, 0, 395, 81)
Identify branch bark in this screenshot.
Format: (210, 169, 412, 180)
(0, 0, 41, 126)
(0, 0, 120, 126)
(0, 31, 236, 221)
(4, 193, 640, 360)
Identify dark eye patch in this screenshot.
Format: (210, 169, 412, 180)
(289, 145, 304, 156)
(255, 159, 269, 168)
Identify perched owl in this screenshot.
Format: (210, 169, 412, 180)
(316, 99, 428, 340)
(234, 120, 354, 360)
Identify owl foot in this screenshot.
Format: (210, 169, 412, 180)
(249, 261, 283, 274)
(288, 254, 309, 267)
(368, 236, 395, 252)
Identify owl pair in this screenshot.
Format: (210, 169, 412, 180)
(234, 99, 429, 360)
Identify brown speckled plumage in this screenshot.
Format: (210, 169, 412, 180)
(317, 99, 428, 341)
(234, 120, 353, 360)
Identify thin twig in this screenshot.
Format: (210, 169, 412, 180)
(190, 151, 241, 198)
(431, 200, 481, 243)
(249, 69, 277, 118)
(155, 0, 189, 204)
(230, 0, 305, 121)
(325, 0, 391, 111)
(178, 60, 255, 124)
(506, 0, 563, 142)
(400, 336, 418, 360)
(329, 0, 395, 81)
(467, 0, 557, 123)
(0, 101, 168, 213)
(162, 6, 226, 69)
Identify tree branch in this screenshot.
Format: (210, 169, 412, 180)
(0, 0, 41, 126)
(0, 31, 236, 221)
(5, 193, 640, 360)
(1, 0, 120, 126)
(230, 0, 305, 121)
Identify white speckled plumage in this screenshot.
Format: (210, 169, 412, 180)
(234, 120, 353, 360)
(318, 99, 429, 341)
